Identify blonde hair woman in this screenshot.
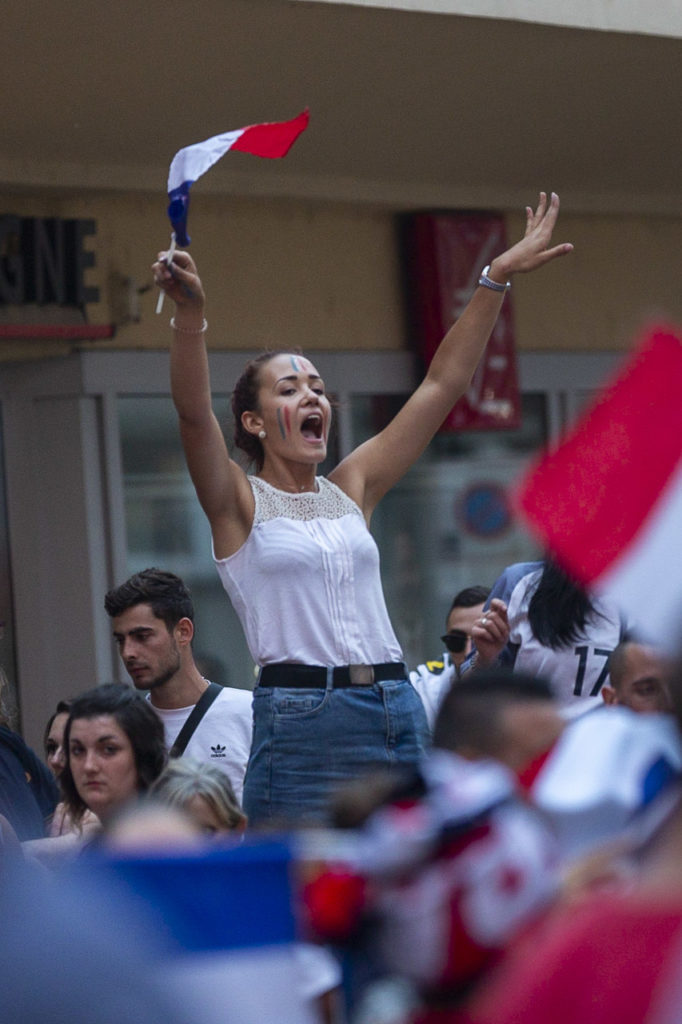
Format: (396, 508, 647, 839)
(151, 758, 247, 836)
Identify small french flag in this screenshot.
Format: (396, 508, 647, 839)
(167, 110, 309, 246)
(517, 324, 682, 653)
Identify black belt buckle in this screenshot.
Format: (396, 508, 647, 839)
(347, 664, 375, 686)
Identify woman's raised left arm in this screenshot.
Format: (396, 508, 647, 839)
(331, 192, 572, 517)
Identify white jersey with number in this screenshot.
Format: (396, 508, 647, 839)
(493, 562, 625, 710)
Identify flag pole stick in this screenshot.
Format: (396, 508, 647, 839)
(155, 233, 176, 314)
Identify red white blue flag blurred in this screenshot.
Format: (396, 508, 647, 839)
(166, 110, 309, 246)
(517, 324, 682, 653)
(75, 838, 325, 1024)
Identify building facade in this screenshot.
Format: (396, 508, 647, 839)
(2, 1, 681, 747)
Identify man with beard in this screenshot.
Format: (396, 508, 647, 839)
(105, 568, 252, 806)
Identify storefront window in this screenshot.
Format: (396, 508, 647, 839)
(119, 396, 255, 690)
(351, 394, 546, 670)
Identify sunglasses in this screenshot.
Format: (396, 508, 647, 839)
(440, 630, 470, 654)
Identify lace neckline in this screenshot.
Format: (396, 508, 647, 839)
(253, 475, 320, 496)
(248, 474, 362, 524)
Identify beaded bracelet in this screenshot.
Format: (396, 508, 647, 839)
(170, 317, 208, 334)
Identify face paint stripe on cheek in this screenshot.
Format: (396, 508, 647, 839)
(277, 407, 287, 440)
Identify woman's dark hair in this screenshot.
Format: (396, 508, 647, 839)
(527, 559, 599, 649)
(43, 698, 73, 757)
(60, 683, 167, 823)
(231, 350, 299, 470)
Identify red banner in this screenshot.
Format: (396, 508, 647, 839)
(405, 212, 521, 431)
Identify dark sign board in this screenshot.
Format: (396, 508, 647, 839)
(0, 215, 99, 307)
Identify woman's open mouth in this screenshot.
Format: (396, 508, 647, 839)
(301, 413, 323, 441)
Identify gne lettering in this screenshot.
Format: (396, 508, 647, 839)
(0, 214, 99, 306)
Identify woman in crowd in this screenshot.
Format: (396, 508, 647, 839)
(151, 758, 247, 838)
(470, 558, 626, 713)
(43, 698, 102, 837)
(59, 682, 167, 830)
(44, 699, 72, 778)
(24, 683, 165, 865)
(153, 191, 572, 826)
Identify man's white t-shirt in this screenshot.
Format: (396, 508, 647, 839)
(152, 687, 253, 806)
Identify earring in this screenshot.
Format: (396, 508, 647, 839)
(258, 429, 267, 440)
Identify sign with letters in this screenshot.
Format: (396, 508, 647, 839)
(0, 214, 99, 307)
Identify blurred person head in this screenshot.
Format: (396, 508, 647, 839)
(601, 641, 672, 713)
(43, 698, 73, 777)
(105, 568, 196, 695)
(330, 764, 425, 830)
(442, 585, 491, 669)
(433, 668, 563, 772)
(60, 683, 166, 825)
(98, 799, 207, 854)
(151, 758, 246, 837)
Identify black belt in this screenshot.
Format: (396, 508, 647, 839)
(258, 662, 407, 688)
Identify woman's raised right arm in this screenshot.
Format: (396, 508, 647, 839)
(153, 250, 254, 555)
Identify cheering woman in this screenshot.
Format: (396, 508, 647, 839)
(153, 192, 572, 826)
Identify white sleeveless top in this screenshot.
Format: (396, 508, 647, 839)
(213, 476, 403, 667)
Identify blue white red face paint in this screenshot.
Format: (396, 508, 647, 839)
(291, 354, 320, 376)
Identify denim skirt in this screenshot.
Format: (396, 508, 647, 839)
(242, 672, 429, 828)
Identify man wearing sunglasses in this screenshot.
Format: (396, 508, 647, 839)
(410, 585, 490, 730)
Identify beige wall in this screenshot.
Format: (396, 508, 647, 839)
(508, 208, 682, 352)
(0, 191, 406, 361)
(1, 189, 681, 363)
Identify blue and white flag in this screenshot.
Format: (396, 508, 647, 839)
(71, 838, 327, 1024)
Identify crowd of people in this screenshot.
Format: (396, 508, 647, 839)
(2, 192, 682, 1023)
